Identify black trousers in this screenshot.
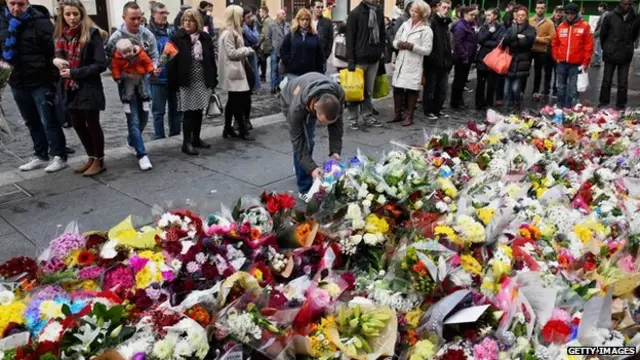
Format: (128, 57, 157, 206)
(182, 110, 204, 144)
(599, 61, 631, 108)
(423, 67, 449, 115)
(521, 51, 546, 94)
(226, 91, 251, 135)
(450, 61, 471, 107)
(495, 76, 505, 101)
(475, 69, 497, 109)
(259, 56, 267, 80)
(543, 51, 557, 95)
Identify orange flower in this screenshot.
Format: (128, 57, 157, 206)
(250, 228, 261, 242)
(186, 304, 211, 327)
(412, 261, 428, 276)
(295, 222, 312, 246)
(77, 250, 95, 267)
(408, 329, 418, 346)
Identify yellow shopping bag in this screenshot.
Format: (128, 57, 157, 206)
(339, 68, 365, 102)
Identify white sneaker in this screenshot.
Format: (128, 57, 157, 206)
(138, 155, 153, 171)
(19, 158, 47, 171)
(142, 101, 150, 112)
(123, 103, 131, 113)
(44, 156, 68, 173)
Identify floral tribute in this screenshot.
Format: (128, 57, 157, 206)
(1, 106, 640, 359)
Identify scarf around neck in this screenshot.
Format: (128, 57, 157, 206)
(55, 25, 82, 90)
(2, 7, 32, 62)
(190, 32, 203, 61)
(364, 2, 380, 44)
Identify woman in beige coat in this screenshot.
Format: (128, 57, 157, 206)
(389, 0, 433, 127)
(218, 4, 255, 140)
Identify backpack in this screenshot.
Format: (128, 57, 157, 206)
(334, 34, 348, 61)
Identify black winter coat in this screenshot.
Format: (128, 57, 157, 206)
(65, 28, 107, 111)
(280, 29, 324, 76)
(167, 29, 218, 93)
(476, 22, 506, 71)
(503, 22, 536, 77)
(0, 6, 57, 89)
(346, 2, 385, 65)
(424, 14, 453, 71)
(601, 6, 640, 64)
(315, 16, 334, 60)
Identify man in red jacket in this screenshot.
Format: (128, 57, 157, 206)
(551, 3, 594, 108)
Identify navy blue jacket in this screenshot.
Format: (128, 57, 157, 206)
(280, 29, 324, 76)
(148, 20, 176, 84)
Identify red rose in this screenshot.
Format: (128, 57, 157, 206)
(202, 262, 218, 279)
(85, 233, 107, 249)
(277, 193, 296, 210)
(541, 319, 572, 343)
(36, 341, 59, 357)
(162, 240, 183, 256)
(340, 272, 356, 291)
(266, 197, 281, 214)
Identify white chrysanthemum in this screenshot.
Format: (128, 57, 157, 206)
(363, 233, 384, 246)
(152, 336, 176, 359)
(0, 290, 15, 306)
(39, 321, 64, 343)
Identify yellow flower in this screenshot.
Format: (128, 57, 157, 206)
(519, 228, 532, 239)
(497, 245, 513, 259)
(574, 224, 593, 244)
(481, 277, 497, 294)
(81, 280, 98, 291)
(486, 135, 502, 145)
(65, 249, 82, 267)
(40, 300, 63, 319)
(492, 261, 511, 278)
(322, 283, 342, 297)
(365, 214, 390, 234)
(434, 225, 459, 243)
(437, 178, 458, 198)
(0, 301, 26, 335)
(405, 309, 424, 328)
(252, 268, 263, 281)
(135, 266, 153, 289)
(476, 207, 496, 225)
(543, 139, 554, 151)
(411, 339, 436, 360)
(536, 187, 547, 198)
(460, 254, 482, 275)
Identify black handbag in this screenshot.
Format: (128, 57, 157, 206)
(243, 58, 255, 90)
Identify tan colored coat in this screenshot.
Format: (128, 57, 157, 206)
(529, 16, 555, 53)
(218, 29, 254, 92)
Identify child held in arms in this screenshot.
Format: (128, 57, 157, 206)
(111, 38, 154, 112)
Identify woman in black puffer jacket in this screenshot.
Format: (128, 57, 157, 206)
(475, 8, 505, 110)
(501, 6, 535, 109)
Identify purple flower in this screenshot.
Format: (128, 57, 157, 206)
(186, 261, 200, 274)
(129, 256, 150, 273)
(49, 232, 86, 258)
(78, 266, 104, 279)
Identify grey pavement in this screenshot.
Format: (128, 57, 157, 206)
(1, 54, 640, 260)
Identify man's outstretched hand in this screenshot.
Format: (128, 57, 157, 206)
(311, 167, 323, 179)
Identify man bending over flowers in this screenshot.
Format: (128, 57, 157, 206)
(280, 72, 344, 198)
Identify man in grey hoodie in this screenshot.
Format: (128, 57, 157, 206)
(280, 73, 344, 195)
(106, 1, 158, 171)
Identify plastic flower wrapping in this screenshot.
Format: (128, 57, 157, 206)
(2, 107, 640, 359)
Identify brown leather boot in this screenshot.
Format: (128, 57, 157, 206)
(387, 92, 404, 123)
(74, 158, 94, 174)
(83, 158, 106, 177)
(402, 91, 418, 127)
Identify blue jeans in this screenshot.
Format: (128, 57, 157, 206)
(503, 76, 522, 107)
(556, 63, 579, 108)
(11, 86, 67, 160)
(125, 92, 149, 159)
(593, 37, 602, 65)
(151, 83, 182, 139)
(270, 54, 281, 90)
(293, 115, 316, 194)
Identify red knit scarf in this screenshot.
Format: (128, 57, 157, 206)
(54, 25, 82, 90)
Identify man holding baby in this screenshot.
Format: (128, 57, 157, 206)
(106, 1, 159, 171)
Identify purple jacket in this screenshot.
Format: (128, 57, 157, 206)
(452, 19, 477, 62)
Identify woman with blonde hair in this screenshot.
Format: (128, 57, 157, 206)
(218, 5, 256, 140)
(53, 0, 107, 176)
(166, 8, 218, 155)
(389, 0, 433, 127)
(279, 8, 324, 79)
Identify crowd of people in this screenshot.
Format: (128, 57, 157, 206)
(1, 0, 640, 192)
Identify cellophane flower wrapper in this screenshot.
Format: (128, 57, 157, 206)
(416, 289, 470, 341)
(325, 301, 398, 360)
(216, 288, 299, 360)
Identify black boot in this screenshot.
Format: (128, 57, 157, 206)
(191, 112, 211, 148)
(181, 114, 198, 155)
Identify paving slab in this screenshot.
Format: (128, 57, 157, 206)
(0, 216, 14, 236)
(9, 170, 97, 201)
(0, 232, 38, 259)
(0, 184, 152, 249)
